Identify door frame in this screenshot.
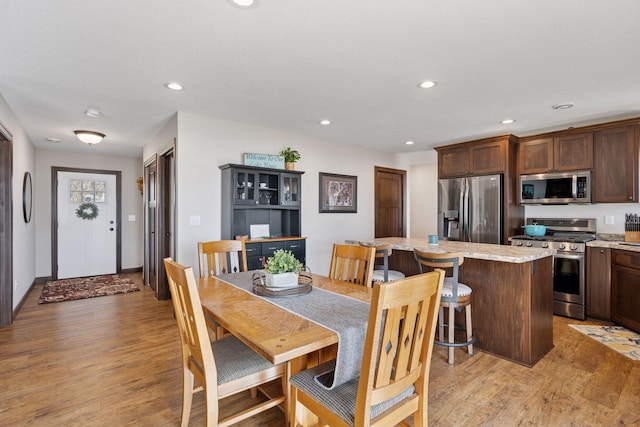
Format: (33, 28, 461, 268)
(0, 122, 12, 327)
(51, 167, 122, 280)
(143, 155, 157, 290)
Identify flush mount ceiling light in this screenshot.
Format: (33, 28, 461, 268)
(164, 82, 184, 91)
(405, 140, 415, 145)
(552, 102, 574, 110)
(501, 119, 515, 124)
(418, 80, 438, 89)
(46, 137, 61, 143)
(74, 130, 105, 145)
(227, 0, 258, 8)
(319, 119, 331, 126)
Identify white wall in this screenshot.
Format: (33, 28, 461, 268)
(168, 111, 401, 275)
(0, 92, 36, 309)
(34, 150, 144, 277)
(408, 162, 438, 238)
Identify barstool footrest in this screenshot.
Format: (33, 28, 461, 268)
(434, 335, 476, 348)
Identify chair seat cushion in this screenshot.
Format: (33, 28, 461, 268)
(441, 282, 472, 297)
(212, 335, 276, 385)
(371, 270, 406, 282)
(290, 361, 415, 426)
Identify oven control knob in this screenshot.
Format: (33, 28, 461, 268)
(526, 242, 533, 247)
(542, 242, 549, 248)
(570, 244, 578, 251)
(559, 244, 566, 250)
(515, 241, 523, 246)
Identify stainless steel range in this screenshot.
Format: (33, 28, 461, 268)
(511, 218, 596, 320)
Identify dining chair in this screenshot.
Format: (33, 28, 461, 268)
(359, 242, 406, 283)
(197, 240, 248, 340)
(328, 243, 376, 287)
(163, 258, 287, 427)
(414, 249, 475, 364)
(289, 269, 445, 427)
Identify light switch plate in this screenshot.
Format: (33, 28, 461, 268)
(128, 215, 136, 221)
(189, 215, 201, 226)
(605, 215, 614, 225)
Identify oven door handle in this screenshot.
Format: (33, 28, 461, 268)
(554, 253, 583, 261)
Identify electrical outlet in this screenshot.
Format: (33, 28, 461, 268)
(14, 280, 18, 291)
(605, 215, 614, 225)
(189, 215, 201, 226)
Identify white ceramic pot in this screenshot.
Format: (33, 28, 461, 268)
(265, 271, 299, 288)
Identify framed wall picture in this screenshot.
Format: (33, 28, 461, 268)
(319, 172, 357, 213)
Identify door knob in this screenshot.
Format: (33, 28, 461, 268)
(109, 228, 114, 231)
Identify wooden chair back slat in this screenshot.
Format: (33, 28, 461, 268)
(198, 240, 248, 278)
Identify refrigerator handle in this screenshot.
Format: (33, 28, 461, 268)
(458, 179, 465, 241)
(463, 178, 470, 242)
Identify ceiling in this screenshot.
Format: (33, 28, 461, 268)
(2, 0, 640, 158)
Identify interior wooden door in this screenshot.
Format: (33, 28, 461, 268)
(374, 166, 406, 237)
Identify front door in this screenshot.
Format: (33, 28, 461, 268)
(54, 168, 120, 279)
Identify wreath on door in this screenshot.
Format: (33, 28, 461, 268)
(76, 201, 99, 220)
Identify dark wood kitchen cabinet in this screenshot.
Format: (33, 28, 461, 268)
(518, 132, 593, 174)
(593, 124, 639, 203)
(436, 135, 512, 178)
(586, 247, 611, 321)
(611, 249, 640, 333)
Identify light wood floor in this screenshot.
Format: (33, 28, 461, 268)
(1, 273, 638, 426)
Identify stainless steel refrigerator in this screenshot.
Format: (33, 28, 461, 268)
(438, 174, 503, 244)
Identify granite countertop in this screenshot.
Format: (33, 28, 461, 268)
(347, 237, 554, 264)
(587, 240, 640, 253)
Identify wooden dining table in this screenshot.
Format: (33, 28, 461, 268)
(197, 272, 373, 425)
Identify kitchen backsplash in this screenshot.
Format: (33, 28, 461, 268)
(525, 203, 639, 235)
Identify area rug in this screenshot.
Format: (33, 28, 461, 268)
(39, 274, 139, 304)
(569, 324, 640, 361)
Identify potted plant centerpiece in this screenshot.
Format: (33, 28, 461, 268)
(280, 147, 301, 170)
(263, 249, 303, 288)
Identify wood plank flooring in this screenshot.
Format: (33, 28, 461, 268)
(1, 273, 638, 426)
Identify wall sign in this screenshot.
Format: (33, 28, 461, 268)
(243, 153, 285, 169)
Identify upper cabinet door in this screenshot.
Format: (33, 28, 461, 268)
(553, 132, 593, 171)
(438, 147, 470, 178)
(234, 169, 260, 205)
(280, 173, 301, 206)
(469, 141, 506, 175)
(518, 138, 554, 174)
(593, 125, 638, 203)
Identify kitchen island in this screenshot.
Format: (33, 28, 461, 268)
(349, 238, 555, 367)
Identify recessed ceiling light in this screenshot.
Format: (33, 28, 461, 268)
(405, 141, 415, 145)
(418, 80, 438, 89)
(319, 119, 331, 126)
(46, 137, 61, 143)
(552, 102, 574, 110)
(501, 119, 515, 124)
(227, 0, 257, 9)
(164, 82, 185, 91)
(85, 108, 102, 118)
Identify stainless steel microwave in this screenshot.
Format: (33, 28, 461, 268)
(519, 171, 591, 204)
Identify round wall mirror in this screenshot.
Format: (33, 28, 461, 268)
(22, 171, 32, 223)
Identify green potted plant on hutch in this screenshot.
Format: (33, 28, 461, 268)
(280, 147, 301, 170)
(262, 249, 303, 288)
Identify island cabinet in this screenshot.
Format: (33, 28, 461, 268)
(353, 238, 555, 367)
(593, 124, 639, 203)
(611, 249, 640, 333)
(586, 247, 611, 321)
(220, 164, 305, 266)
(518, 132, 593, 174)
(436, 135, 514, 178)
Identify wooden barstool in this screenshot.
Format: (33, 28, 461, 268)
(414, 249, 475, 364)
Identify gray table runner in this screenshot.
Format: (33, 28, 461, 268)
(216, 271, 370, 389)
